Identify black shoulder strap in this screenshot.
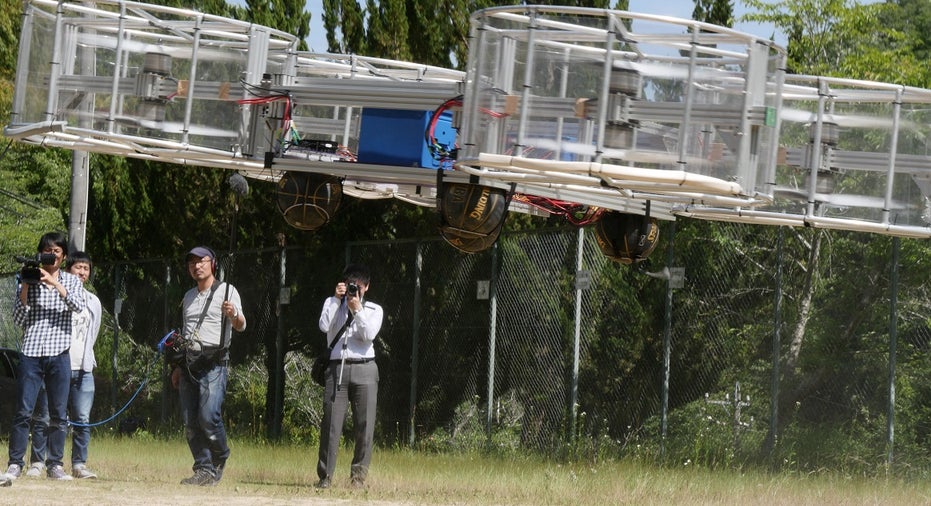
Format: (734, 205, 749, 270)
(192, 280, 222, 336)
(325, 311, 353, 352)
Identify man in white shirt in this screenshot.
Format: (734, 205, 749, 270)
(315, 263, 383, 490)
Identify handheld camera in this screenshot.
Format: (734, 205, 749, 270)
(347, 282, 359, 297)
(14, 253, 57, 285)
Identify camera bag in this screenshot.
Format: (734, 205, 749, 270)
(174, 281, 228, 374)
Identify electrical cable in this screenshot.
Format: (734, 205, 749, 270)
(69, 349, 162, 428)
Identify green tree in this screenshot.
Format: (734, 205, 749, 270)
(890, 0, 931, 57)
(693, 0, 734, 26)
(322, 0, 367, 54)
(742, 0, 921, 83)
(740, 0, 920, 376)
(365, 0, 410, 60)
(883, 0, 931, 85)
(322, 1, 629, 68)
(0, 0, 69, 270)
(241, 0, 310, 51)
(0, 0, 19, 83)
(739, 0, 931, 457)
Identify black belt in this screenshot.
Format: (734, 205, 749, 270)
(330, 358, 375, 364)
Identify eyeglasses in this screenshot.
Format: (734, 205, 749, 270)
(187, 257, 210, 267)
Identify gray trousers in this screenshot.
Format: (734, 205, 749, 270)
(317, 360, 378, 481)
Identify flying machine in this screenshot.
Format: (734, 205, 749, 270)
(6, 1, 931, 262)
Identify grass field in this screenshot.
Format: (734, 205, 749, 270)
(2, 434, 931, 505)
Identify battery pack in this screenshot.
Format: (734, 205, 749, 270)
(357, 108, 455, 169)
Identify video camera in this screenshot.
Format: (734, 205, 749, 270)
(157, 329, 191, 367)
(14, 253, 57, 285)
(157, 329, 188, 355)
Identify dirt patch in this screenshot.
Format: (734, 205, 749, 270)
(3, 477, 409, 506)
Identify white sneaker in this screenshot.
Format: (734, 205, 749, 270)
(46, 465, 73, 481)
(3, 464, 21, 480)
(72, 464, 97, 479)
(24, 462, 45, 478)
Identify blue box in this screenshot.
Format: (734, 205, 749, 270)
(357, 108, 455, 169)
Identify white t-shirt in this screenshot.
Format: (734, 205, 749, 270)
(70, 289, 102, 372)
(181, 282, 243, 349)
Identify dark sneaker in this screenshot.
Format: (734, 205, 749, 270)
(72, 464, 97, 479)
(47, 465, 73, 481)
(314, 477, 331, 489)
(3, 464, 22, 480)
(350, 476, 365, 489)
(180, 469, 216, 486)
(24, 462, 44, 478)
(214, 461, 225, 483)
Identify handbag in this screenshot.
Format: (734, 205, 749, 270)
(310, 353, 329, 387)
(311, 312, 353, 387)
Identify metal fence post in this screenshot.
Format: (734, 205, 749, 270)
(887, 236, 900, 467)
(111, 265, 122, 416)
(160, 261, 171, 423)
(485, 242, 499, 439)
(660, 222, 676, 457)
(765, 226, 784, 455)
(570, 227, 585, 442)
(408, 241, 423, 446)
(270, 242, 287, 440)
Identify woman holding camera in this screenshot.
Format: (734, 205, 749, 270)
(315, 264, 383, 490)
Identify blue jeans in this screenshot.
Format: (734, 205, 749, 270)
(29, 386, 48, 464)
(29, 386, 47, 465)
(68, 371, 95, 465)
(178, 364, 230, 475)
(30, 370, 95, 466)
(9, 352, 70, 468)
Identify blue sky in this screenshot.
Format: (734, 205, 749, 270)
(305, 0, 784, 53)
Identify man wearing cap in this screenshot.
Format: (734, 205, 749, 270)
(171, 246, 246, 486)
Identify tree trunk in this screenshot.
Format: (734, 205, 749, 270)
(785, 229, 823, 375)
(765, 227, 823, 459)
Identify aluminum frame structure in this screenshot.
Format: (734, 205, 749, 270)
(6, 1, 931, 238)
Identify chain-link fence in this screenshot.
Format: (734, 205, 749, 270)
(2, 221, 930, 472)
